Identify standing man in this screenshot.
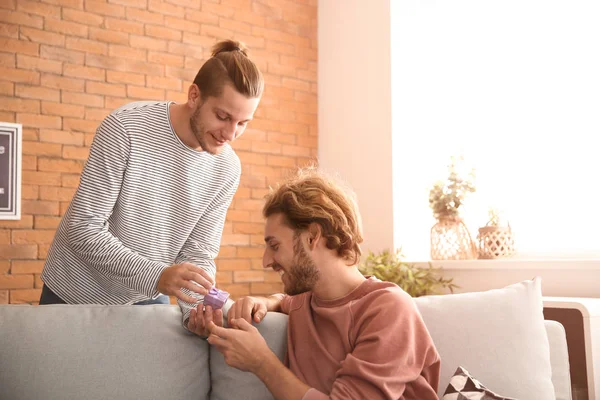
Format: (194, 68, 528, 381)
(189, 167, 441, 399)
(40, 40, 263, 325)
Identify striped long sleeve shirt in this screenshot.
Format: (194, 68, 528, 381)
(41, 101, 240, 323)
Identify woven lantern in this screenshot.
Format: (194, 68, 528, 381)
(477, 208, 515, 259)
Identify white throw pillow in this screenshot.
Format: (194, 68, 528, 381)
(413, 277, 555, 400)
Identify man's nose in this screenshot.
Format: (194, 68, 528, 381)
(222, 122, 237, 141)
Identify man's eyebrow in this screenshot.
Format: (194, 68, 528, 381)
(264, 236, 274, 243)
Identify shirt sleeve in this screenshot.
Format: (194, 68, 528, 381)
(325, 291, 440, 399)
(177, 170, 240, 326)
(66, 114, 167, 298)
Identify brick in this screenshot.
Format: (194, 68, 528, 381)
(86, 54, 164, 76)
(15, 84, 59, 102)
(20, 27, 65, 46)
(130, 34, 167, 51)
(0, 275, 34, 289)
(0, 81, 12, 95)
(39, 243, 51, 258)
(250, 282, 283, 295)
(236, 247, 265, 258)
(168, 40, 204, 58)
(219, 19, 252, 35)
(40, 186, 77, 202)
(164, 15, 199, 34)
(146, 75, 182, 91)
(234, 270, 264, 283)
(22, 141, 61, 157)
(12, 230, 55, 245)
(65, 37, 108, 55)
(0, 37, 39, 56)
(216, 259, 251, 271)
(40, 129, 85, 145)
(126, 7, 163, 25)
(266, 39, 295, 56)
(148, 0, 184, 17)
(62, 174, 81, 188)
(0, 244, 37, 260)
(62, 91, 104, 108)
(84, 107, 110, 121)
(0, 67, 39, 85)
(202, 2, 234, 17)
(22, 184, 39, 199)
(86, 80, 126, 97)
(106, 70, 145, 86)
(0, 96, 40, 113)
(89, 27, 128, 45)
(0, 52, 14, 67)
(218, 246, 237, 258)
(64, 64, 105, 82)
(40, 45, 84, 64)
(0, 216, 33, 230)
(145, 24, 182, 41)
(251, 141, 282, 155)
(41, 75, 82, 94)
(297, 136, 317, 148)
(221, 233, 250, 246)
(17, 0, 61, 18)
(166, 90, 187, 103)
(184, 56, 206, 70)
(108, 44, 146, 61)
(22, 200, 59, 216)
(0, 230, 9, 244)
(21, 154, 37, 171)
(63, 118, 99, 134)
(215, 271, 232, 284)
(108, 0, 147, 8)
(0, 10, 43, 29)
(233, 10, 265, 27)
(63, 145, 90, 160)
(0, 261, 8, 274)
(0, 21, 18, 38)
(232, 222, 263, 235)
(251, 118, 280, 132)
(41, 0, 84, 8)
(17, 113, 60, 129)
(181, 32, 213, 48)
(22, 171, 61, 186)
(236, 151, 266, 166)
(62, 8, 104, 26)
(267, 155, 297, 168)
(239, 173, 266, 189)
(234, 34, 265, 50)
(165, 66, 195, 82)
(104, 96, 129, 109)
(10, 289, 42, 304)
(148, 51, 184, 67)
(0, 290, 7, 304)
(85, 0, 124, 17)
(127, 85, 164, 100)
(200, 24, 234, 40)
(297, 68, 316, 82)
(16, 54, 62, 74)
(268, 62, 297, 78)
(104, 17, 144, 35)
(34, 216, 62, 229)
(45, 18, 88, 37)
(282, 145, 310, 157)
(41, 101, 85, 118)
(266, 132, 296, 145)
(38, 158, 83, 174)
(164, 0, 199, 8)
(219, 283, 249, 300)
(185, 9, 218, 25)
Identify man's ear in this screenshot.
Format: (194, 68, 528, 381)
(307, 223, 322, 249)
(187, 84, 201, 108)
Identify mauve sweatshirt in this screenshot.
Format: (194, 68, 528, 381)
(279, 277, 440, 400)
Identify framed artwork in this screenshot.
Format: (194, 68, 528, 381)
(0, 122, 22, 220)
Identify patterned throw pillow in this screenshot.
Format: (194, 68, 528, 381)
(443, 367, 518, 400)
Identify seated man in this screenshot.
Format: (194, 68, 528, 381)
(188, 167, 440, 400)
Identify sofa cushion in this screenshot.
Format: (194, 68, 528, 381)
(0, 304, 211, 400)
(209, 308, 289, 400)
(413, 277, 555, 400)
(443, 366, 516, 400)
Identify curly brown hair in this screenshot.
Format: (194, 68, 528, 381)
(263, 167, 363, 265)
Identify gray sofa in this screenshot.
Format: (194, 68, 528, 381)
(0, 279, 572, 399)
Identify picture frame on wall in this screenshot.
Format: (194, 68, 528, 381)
(0, 122, 22, 220)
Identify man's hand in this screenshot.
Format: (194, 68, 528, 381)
(228, 296, 269, 325)
(188, 304, 223, 337)
(207, 319, 271, 374)
(157, 262, 214, 304)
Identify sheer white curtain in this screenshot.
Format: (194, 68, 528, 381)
(391, 0, 600, 260)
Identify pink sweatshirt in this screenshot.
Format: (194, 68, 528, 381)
(279, 277, 440, 400)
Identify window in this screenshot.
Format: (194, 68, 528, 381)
(391, 0, 600, 260)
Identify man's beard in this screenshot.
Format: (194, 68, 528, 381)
(189, 105, 213, 154)
(283, 238, 320, 296)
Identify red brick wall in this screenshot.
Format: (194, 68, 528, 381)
(0, 0, 317, 304)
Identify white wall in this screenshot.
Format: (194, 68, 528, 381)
(318, 0, 394, 255)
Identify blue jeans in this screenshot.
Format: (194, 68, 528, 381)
(39, 284, 170, 305)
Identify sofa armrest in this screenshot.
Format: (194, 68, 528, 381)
(546, 319, 572, 400)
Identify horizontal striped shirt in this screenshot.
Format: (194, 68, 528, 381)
(41, 101, 240, 323)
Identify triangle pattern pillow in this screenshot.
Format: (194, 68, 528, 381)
(443, 367, 518, 400)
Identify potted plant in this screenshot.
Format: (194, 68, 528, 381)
(477, 207, 516, 259)
(358, 249, 457, 297)
(428, 156, 478, 260)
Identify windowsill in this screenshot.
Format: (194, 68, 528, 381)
(410, 259, 600, 270)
